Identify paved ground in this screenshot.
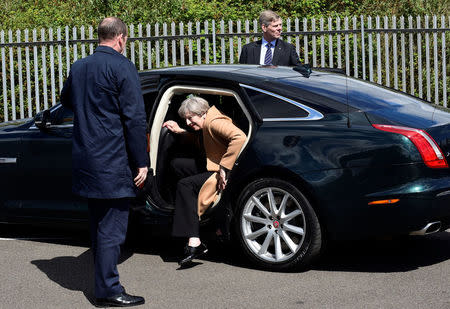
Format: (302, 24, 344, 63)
(0, 225, 449, 309)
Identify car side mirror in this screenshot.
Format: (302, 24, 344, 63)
(35, 110, 51, 130)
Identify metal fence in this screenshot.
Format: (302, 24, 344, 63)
(1, 15, 449, 122)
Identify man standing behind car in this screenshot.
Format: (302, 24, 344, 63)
(239, 10, 301, 66)
(61, 17, 148, 307)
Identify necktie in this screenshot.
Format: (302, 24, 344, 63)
(264, 43, 272, 65)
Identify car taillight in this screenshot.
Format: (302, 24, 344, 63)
(373, 124, 448, 169)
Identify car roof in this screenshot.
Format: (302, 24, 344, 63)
(138, 65, 444, 126)
(139, 64, 335, 84)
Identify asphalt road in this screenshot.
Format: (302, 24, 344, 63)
(0, 224, 449, 309)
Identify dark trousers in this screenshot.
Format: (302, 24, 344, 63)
(171, 158, 213, 238)
(88, 198, 129, 298)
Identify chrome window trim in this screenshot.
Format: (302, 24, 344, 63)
(0, 158, 17, 164)
(240, 83, 324, 121)
(29, 124, 73, 130)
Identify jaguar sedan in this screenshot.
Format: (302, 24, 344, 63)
(1, 64, 449, 271)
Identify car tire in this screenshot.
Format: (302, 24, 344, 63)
(234, 178, 322, 271)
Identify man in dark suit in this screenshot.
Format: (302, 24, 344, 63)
(61, 17, 148, 307)
(239, 10, 301, 66)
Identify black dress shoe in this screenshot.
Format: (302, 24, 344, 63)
(179, 243, 208, 266)
(95, 291, 145, 307)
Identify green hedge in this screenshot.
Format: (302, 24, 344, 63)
(1, 0, 449, 31)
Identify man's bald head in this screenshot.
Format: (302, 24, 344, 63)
(98, 17, 128, 43)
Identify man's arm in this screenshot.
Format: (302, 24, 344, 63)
(289, 44, 301, 66)
(239, 44, 249, 64)
(60, 70, 73, 109)
(118, 61, 149, 184)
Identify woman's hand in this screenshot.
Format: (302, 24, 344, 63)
(218, 166, 228, 191)
(162, 120, 185, 134)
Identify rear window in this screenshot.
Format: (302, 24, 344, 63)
(281, 73, 435, 113)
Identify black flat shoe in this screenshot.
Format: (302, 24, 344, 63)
(95, 291, 145, 307)
(179, 243, 208, 266)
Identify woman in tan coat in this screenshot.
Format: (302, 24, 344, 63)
(163, 96, 246, 266)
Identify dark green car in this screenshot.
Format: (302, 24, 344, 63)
(1, 65, 450, 270)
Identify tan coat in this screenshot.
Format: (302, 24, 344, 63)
(196, 106, 247, 216)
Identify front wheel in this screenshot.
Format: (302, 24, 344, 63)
(234, 178, 322, 271)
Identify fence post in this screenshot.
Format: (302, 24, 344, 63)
(1, 31, 7, 121)
(155, 23, 160, 68)
(312, 18, 317, 67)
(8, 30, 16, 120)
(361, 15, 366, 80)
(417, 16, 423, 98)
(65, 26, 70, 77)
(16, 30, 24, 119)
(49, 28, 56, 106)
(41, 28, 48, 110)
(303, 18, 309, 65)
(89, 26, 94, 55)
(408, 16, 415, 96)
(197, 21, 201, 64)
(179, 22, 184, 66)
(163, 23, 169, 67)
(425, 15, 431, 101)
(400, 16, 406, 93)
(24, 29, 32, 118)
(171, 22, 176, 67)
(344, 17, 350, 76)
(442, 15, 447, 107)
(432, 15, 439, 105)
(392, 16, 398, 90)
(129, 24, 135, 64)
(295, 18, 300, 58)
(320, 18, 325, 68)
(384, 16, 390, 87)
(237, 20, 241, 60)
(220, 20, 225, 64)
(139, 24, 144, 70)
(80, 26, 86, 59)
(336, 17, 341, 68)
(33, 29, 40, 113)
(212, 20, 216, 64)
(228, 20, 234, 64)
(368, 16, 373, 82)
(353, 16, 358, 78)
(146, 24, 152, 69)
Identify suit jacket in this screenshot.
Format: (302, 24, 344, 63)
(60, 46, 148, 199)
(194, 106, 246, 215)
(239, 39, 301, 66)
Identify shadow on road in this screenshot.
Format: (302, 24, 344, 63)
(0, 224, 136, 305)
(196, 231, 450, 273)
(315, 231, 450, 273)
(3, 224, 450, 277)
(31, 248, 134, 305)
(31, 249, 95, 303)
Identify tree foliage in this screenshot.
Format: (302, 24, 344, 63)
(1, 0, 448, 31)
